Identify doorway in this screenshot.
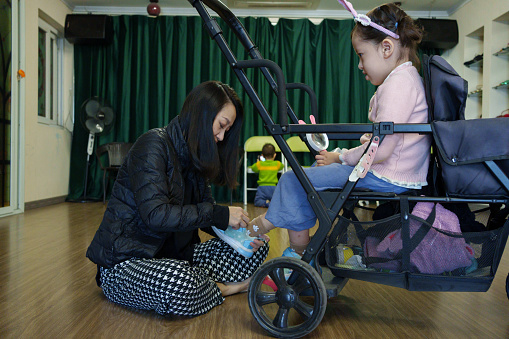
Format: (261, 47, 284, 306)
(0, 0, 22, 216)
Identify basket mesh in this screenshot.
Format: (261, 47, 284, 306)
(327, 208, 499, 278)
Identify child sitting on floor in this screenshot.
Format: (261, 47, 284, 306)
(250, 143, 284, 207)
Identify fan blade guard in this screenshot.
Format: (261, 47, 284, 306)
(85, 118, 105, 134)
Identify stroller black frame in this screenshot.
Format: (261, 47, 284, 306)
(190, 0, 509, 337)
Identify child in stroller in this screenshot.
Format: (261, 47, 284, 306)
(220, 2, 432, 258)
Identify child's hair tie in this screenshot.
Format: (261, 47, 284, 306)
(337, 0, 400, 39)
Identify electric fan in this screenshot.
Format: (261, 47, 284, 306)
(80, 97, 115, 200)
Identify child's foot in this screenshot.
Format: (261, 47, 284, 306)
(259, 249, 301, 291)
(247, 214, 274, 237)
(281, 247, 302, 278)
(281, 246, 318, 276)
(260, 247, 312, 294)
(282, 247, 302, 259)
(212, 226, 255, 258)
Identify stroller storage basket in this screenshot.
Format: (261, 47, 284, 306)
(326, 203, 509, 292)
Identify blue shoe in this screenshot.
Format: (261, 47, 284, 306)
(282, 246, 318, 275)
(282, 247, 302, 259)
(282, 247, 302, 277)
(281, 247, 317, 296)
(212, 226, 255, 258)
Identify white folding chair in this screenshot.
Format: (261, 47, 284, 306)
(284, 135, 313, 172)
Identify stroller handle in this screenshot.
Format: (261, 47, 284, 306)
(188, 0, 256, 53)
(189, 0, 321, 142)
(287, 83, 318, 120)
(236, 59, 288, 127)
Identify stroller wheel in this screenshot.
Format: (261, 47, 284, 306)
(248, 257, 327, 338)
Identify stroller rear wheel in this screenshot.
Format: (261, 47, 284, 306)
(248, 257, 327, 338)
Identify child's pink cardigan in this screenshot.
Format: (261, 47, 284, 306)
(342, 63, 431, 188)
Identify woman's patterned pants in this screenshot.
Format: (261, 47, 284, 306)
(99, 238, 269, 316)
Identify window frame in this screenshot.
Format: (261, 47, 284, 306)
(37, 18, 63, 126)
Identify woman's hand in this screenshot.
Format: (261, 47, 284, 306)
(228, 206, 249, 229)
(250, 234, 270, 252)
(315, 150, 341, 166)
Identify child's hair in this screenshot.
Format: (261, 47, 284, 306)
(351, 3, 423, 71)
(261, 143, 276, 159)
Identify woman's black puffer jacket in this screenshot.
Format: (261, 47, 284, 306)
(86, 117, 229, 268)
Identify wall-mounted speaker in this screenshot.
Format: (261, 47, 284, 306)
(65, 14, 113, 45)
(416, 18, 459, 50)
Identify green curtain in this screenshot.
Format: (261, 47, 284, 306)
(68, 15, 436, 203)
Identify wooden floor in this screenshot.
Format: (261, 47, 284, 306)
(1, 202, 508, 338)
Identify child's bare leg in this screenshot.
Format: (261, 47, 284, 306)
(247, 212, 275, 237)
(288, 229, 310, 255)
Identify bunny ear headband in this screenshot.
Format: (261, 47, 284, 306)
(337, 0, 400, 39)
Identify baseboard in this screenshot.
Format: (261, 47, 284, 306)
(25, 195, 68, 210)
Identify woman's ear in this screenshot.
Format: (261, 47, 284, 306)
(381, 38, 395, 59)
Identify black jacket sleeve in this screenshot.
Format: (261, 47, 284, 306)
(200, 204, 230, 237)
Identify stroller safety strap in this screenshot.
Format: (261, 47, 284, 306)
(349, 136, 380, 182)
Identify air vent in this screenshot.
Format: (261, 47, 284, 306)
(227, 0, 319, 10)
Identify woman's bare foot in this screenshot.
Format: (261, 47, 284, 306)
(216, 277, 251, 296)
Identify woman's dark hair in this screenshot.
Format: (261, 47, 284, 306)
(351, 3, 423, 71)
(179, 80, 244, 189)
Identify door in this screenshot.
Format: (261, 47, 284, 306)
(0, 0, 22, 216)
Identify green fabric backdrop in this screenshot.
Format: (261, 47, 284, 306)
(67, 15, 434, 203)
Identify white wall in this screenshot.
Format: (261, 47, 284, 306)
(24, 0, 73, 203)
(444, 0, 509, 119)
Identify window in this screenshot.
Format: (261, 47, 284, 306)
(38, 18, 62, 125)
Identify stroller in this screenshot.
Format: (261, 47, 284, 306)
(190, 0, 509, 337)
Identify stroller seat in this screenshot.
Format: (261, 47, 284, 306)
(423, 54, 509, 198)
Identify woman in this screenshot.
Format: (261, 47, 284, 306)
(86, 81, 269, 316)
